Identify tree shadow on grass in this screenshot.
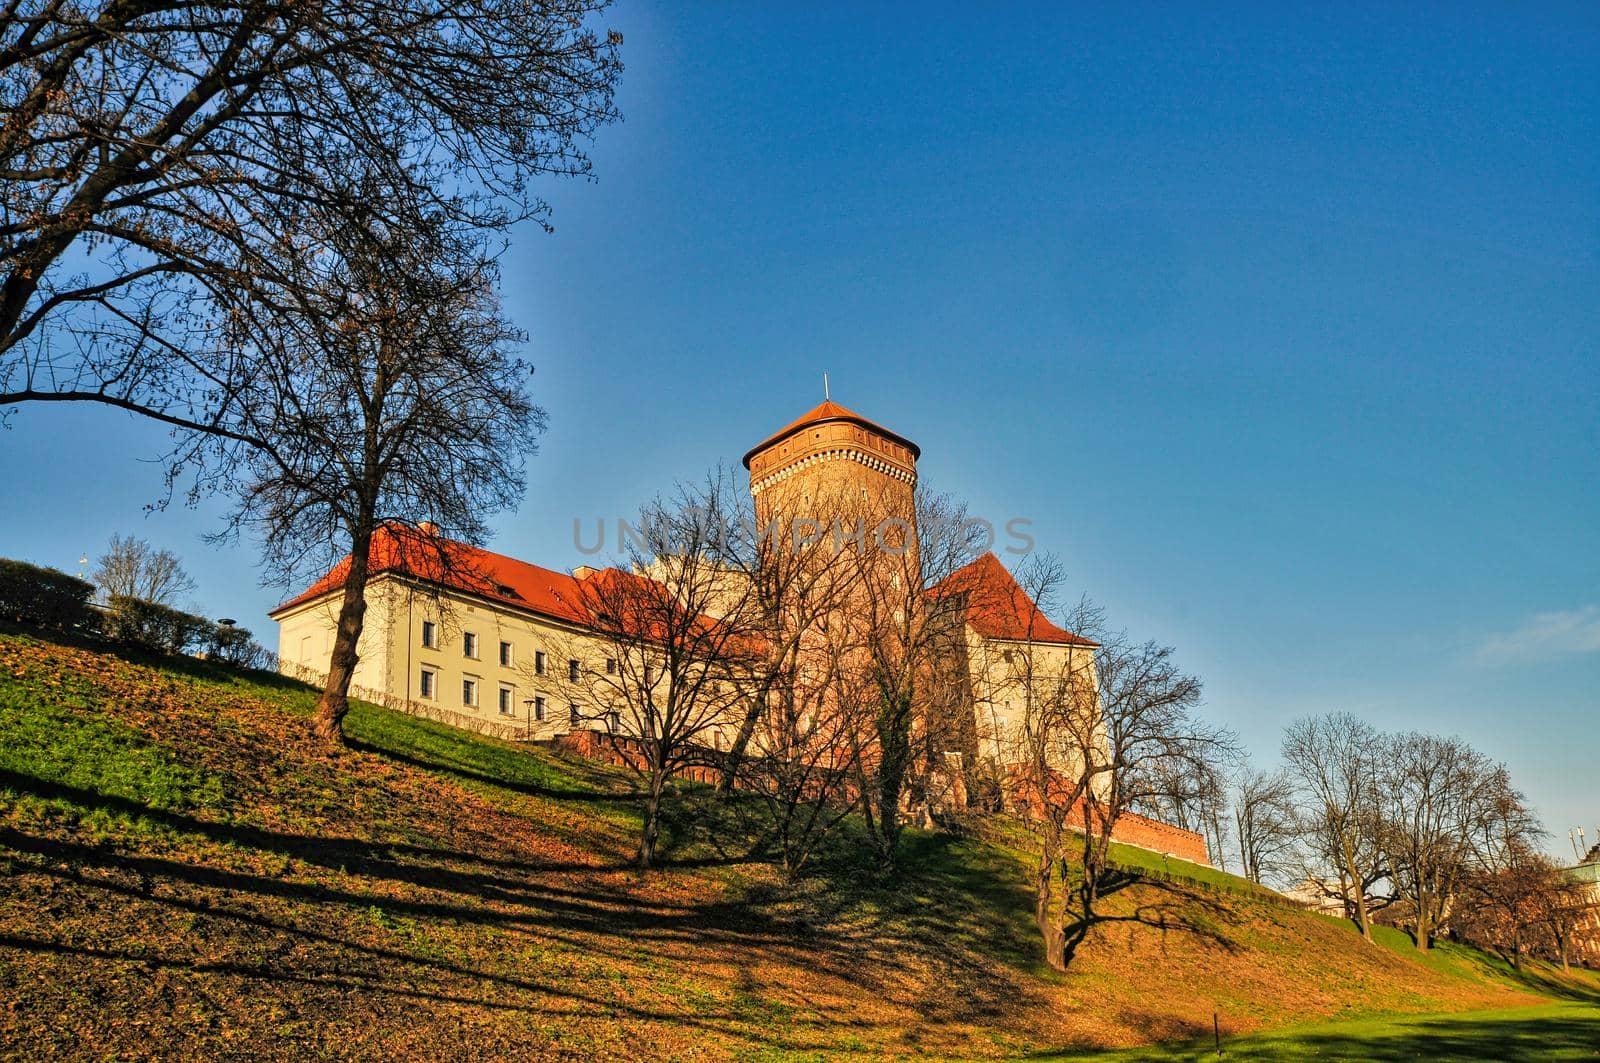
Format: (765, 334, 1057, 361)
(1291, 1010, 1600, 1063)
(0, 803, 875, 1055)
(1050, 867, 1246, 970)
(342, 737, 649, 805)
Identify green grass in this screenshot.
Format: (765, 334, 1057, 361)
(0, 679, 227, 838)
(343, 698, 594, 797)
(1042, 1001, 1600, 1061)
(1102, 836, 1281, 898)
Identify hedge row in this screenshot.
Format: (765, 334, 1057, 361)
(2, 557, 270, 669)
(103, 594, 214, 655)
(0, 559, 96, 631)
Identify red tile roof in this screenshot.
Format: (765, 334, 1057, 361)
(268, 523, 594, 625)
(932, 553, 1098, 647)
(741, 400, 921, 468)
(273, 532, 1090, 652)
(269, 525, 755, 653)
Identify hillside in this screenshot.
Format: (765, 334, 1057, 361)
(1, 627, 1596, 1061)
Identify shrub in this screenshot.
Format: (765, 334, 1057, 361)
(209, 624, 272, 669)
(0, 559, 95, 631)
(209, 623, 251, 664)
(104, 595, 213, 655)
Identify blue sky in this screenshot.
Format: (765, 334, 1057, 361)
(2, 3, 1596, 855)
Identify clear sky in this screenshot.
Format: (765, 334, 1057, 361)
(2, 4, 1596, 855)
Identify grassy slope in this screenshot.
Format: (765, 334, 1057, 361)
(0, 628, 1595, 1061)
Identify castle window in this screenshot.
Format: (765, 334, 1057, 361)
(463, 631, 478, 659)
(498, 685, 514, 715)
(499, 640, 513, 667)
(462, 677, 479, 707)
(534, 696, 546, 722)
(419, 668, 435, 699)
(534, 650, 547, 675)
(568, 658, 581, 682)
(569, 702, 581, 725)
(421, 620, 437, 648)
(606, 657, 617, 675)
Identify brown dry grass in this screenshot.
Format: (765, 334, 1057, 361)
(1, 629, 1592, 1061)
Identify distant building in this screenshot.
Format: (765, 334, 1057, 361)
(1565, 843, 1600, 967)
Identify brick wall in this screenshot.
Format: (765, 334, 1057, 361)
(1008, 769, 1210, 866)
(552, 729, 723, 786)
(1108, 809, 1210, 866)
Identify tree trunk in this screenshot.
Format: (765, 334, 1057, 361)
(1036, 834, 1066, 971)
(637, 756, 668, 869)
(872, 689, 912, 870)
(313, 520, 374, 743)
(1415, 883, 1432, 951)
(717, 695, 764, 793)
(1343, 844, 1374, 943)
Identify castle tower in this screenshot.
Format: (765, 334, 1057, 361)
(742, 400, 920, 534)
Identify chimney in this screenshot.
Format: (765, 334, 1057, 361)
(418, 521, 440, 536)
(572, 565, 599, 580)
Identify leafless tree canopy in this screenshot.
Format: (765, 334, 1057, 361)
(1077, 626, 1229, 898)
(1281, 712, 1558, 955)
(209, 213, 543, 740)
(563, 471, 761, 869)
(1230, 766, 1297, 886)
(983, 560, 1231, 970)
(1, 0, 621, 434)
(844, 486, 988, 869)
(1281, 713, 1390, 940)
(91, 532, 195, 606)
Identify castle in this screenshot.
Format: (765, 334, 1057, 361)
(272, 399, 1210, 863)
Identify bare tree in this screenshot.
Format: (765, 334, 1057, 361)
(208, 214, 541, 742)
(996, 580, 1226, 969)
(1136, 752, 1230, 862)
(1456, 773, 1553, 969)
(565, 473, 761, 869)
(92, 534, 196, 606)
(969, 553, 1104, 970)
(735, 633, 869, 879)
(2, 0, 620, 441)
(1380, 732, 1498, 951)
(1231, 766, 1298, 887)
(720, 491, 871, 877)
(841, 486, 986, 871)
(1069, 629, 1224, 956)
(715, 481, 866, 795)
(1282, 713, 1389, 942)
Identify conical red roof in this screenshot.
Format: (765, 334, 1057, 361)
(742, 400, 920, 468)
